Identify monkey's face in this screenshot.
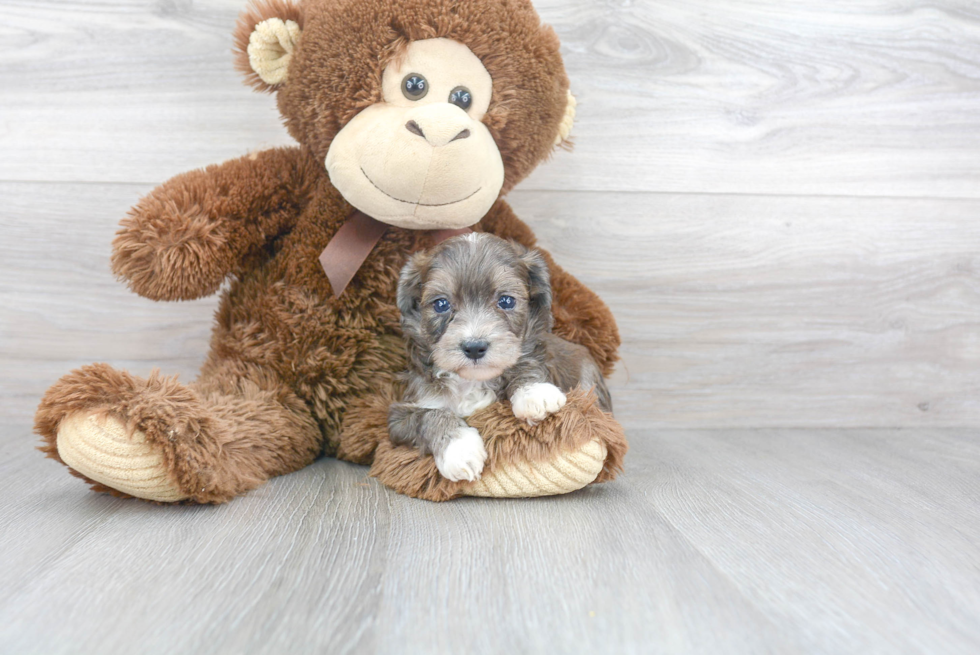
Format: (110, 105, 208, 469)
(235, 0, 576, 230)
(325, 39, 505, 230)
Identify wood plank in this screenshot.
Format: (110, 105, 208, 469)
(0, 426, 393, 654)
(2, 424, 979, 653)
(511, 189, 980, 429)
(1, 1, 979, 197)
(4, 181, 978, 428)
(632, 427, 980, 654)
(0, 182, 216, 425)
(5, 2, 980, 654)
(526, 0, 980, 197)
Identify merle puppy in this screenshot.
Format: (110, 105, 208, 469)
(389, 233, 612, 482)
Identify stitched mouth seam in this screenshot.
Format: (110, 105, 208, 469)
(360, 167, 481, 207)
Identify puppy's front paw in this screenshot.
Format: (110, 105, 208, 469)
(434, 427, 487, 482)
(510, 382, 567, 424)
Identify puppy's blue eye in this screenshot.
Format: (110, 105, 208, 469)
(497, 295, 516, 310)
(433, 298, 451, 314)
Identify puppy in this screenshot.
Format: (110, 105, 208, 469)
(389, 233, 612, 482)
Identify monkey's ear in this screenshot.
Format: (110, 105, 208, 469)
(396, 251, 431, 323)
(554, 90, 577, 148)
(233, 0, 304, 93)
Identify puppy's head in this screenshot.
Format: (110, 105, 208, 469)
(397, 233, 552, 381)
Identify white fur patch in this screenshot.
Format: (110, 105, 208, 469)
(453, 379, 497, 416)
(420, 374, 497, 417)
(510, 382, 567, 424)
(435, 426, 487, 482)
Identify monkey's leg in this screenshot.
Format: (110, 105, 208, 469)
(35, 361, 322, 503)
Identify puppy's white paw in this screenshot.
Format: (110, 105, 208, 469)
(510, 382, 567, 424)
(435, 427, 487, 482)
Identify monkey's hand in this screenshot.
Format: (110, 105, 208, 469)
(112, 147, 310, 301)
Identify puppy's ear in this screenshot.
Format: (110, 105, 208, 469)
(513, 242, 553, 328)
(396, 251, 430, 323)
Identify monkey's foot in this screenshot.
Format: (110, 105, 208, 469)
(365, 389, 627, 501)
(462, 436, 606, 497)
(57, 412, 189, 502)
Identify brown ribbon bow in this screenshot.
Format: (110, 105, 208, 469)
(319, 210, 472, 298)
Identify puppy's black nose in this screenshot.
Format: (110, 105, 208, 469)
(461, 339, 489, 361)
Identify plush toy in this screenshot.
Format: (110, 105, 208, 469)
(35, 0, 627, 503)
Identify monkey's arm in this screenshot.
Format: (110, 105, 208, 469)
(479, 200, 621, 376)
(111, 147, 314, 301)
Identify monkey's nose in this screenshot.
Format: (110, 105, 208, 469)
(406, 121, 470, 144)
(461, 339, 490, 361)
(406, 120, 425, 138)
(405, 104, 474, 147)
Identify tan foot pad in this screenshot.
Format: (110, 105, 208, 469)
(57, 412, 189, 502)
(463, 437, 607, 498)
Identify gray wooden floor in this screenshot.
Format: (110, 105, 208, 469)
(2, 0, 980, 653)
(2, 425, 979, 654)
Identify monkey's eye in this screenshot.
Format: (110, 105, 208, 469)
(402, 74, 429, 100)
(433, 298, 452, 314)
(449, 87, 472, 111)
(497, 295, 516, 310)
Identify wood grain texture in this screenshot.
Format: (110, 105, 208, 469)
(2, 424, 979, 654)
(2, 0, 980, 652)
(4, 182, 978, 428)
(510, 190, 980, 429)
(1, 1, 979, 196)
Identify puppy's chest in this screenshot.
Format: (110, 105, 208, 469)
(424, 377, 500, 417)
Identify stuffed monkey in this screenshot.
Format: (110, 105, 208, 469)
(35, 0, 627, 503)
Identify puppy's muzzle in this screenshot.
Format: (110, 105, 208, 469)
(461, 339, 490, 361)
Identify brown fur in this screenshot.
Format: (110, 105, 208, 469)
(240, 0, 571, 195)
(366, 388, 627, 501)
(34, 0, 623, 503)
(233, 0, 306, 93)
(36, 361, 322, 503)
